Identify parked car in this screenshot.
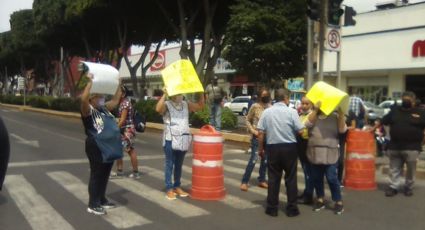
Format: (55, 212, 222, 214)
(363, 101, 386, 122)
(378, 100, 402, 115)
(224, 96, 251, 116)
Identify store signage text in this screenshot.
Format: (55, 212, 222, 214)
(412, 40, 425, 58)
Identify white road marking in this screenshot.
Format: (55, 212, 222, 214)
(141, 166, 259, 210)
(10, 133, 40, 148)
(110, 177, 210, 218)
(3, 116, 85, 143)
(5, 175, 75, 230)
(47, 171, 151, 228)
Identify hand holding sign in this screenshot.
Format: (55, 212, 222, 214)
(306, 81, 349, 116)
(161, 60, 204, 96)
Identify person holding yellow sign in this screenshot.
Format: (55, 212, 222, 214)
(156, 89, 205, 200)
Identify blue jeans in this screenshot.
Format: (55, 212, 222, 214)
(311, 163, 342, 202)
(300, 160, 313, 198)
(164, 141, 187, 191)
(209, 103, 222, 131)
(241, 136, 267, 184)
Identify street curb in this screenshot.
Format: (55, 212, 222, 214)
(0, 103, 251, 143)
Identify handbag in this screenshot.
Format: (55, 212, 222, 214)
(92, 108, 123, 163)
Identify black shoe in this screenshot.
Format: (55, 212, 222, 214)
(404, 187, 413, 197)
(87, 206, 106, 215)
(313, 201, 325, 212)
(265, 208, 278, 217)
(286, 207, 300, 217)
(385, 187, 398, 197)
(101, 201, 116, 209)
(298, 196, 314, 205)
(334, 203, 344, 215)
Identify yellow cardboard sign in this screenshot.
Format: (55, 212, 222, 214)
(161, 60, 205, 96)
(306, 81, 349, 116)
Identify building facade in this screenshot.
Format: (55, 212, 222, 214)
(323, 1, 425, 104)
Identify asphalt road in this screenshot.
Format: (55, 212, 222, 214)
(0, 106, 424, 230)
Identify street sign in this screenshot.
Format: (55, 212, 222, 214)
(17, 77, 25, 90)
(325, 26, 341, 52)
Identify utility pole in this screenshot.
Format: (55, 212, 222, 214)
(307, 18, 314, 90)
(59, 46, 64, 97)
(318, 0, 328, 81)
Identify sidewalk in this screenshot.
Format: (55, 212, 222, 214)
(2, 103, 424, 178)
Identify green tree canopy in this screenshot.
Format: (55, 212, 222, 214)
(223, 0, 307, 86)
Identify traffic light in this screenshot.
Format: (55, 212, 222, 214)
(344, 6, 357, 26)
(328, 0, 344, 26)
(306, 0, 321, 21)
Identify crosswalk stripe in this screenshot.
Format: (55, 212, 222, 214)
(47, 171, 151, 228)
(5, 175, 75, 230)
(141, 166, 259, 210)
(110, 176, 210, 218)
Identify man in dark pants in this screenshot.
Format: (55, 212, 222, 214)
(258, 88, 304, 217)
(382, 91, 425, 197)
(0, 116, 10, 190)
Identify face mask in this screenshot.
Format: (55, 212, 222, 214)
(174, 95, 183, 104)
(401, 99, 412, 109)
(97, 97, 105, 107)
(261, 96, 270, 104)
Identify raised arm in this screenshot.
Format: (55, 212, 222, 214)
(337, 107, 347, 133)
(105, 82, 123, 111)
(188, 92, 205, 112)
(155, 89, 168, 115)
(80, 75, 93, 118)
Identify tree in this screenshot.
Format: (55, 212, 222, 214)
(223, 0, 307, 86)
(155, 0, 233, 85)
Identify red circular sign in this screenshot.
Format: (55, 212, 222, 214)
(328, 29, 340, 49)
(152, 52, 165, 70)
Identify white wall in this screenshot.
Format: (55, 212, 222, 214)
(324, 3, 425, 72)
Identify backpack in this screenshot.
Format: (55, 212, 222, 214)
(133, 109, 146, 133)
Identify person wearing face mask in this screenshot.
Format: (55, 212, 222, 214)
(240, 88, 271, 192)
(296, 96, 314, 205)
(156, 89, 205, 200)
(382, 91, 425, 197)
(110, 86, 140, 179)
(80, 74, 123, 215)
(205, 76, 225, 131)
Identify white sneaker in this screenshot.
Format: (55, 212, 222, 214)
(87, 207, 106, 215)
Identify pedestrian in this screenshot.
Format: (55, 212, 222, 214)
(80, 74, 123, 215)
(205, 76, 225, 131)
(155, 89, 205, 200)
(110, 86, 141, 179)
(257, 88, 305, 217)
(0, 116, 10, 191)
(383, 91, 425, 197)
(306, 102, 347, 215)
(240, 88, 271, 192)
(348, 89, 366, 128)
(297, 96, 314, 205)
(372, 118, 388, 157)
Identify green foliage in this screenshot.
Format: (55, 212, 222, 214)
(134, 100, 162, 123)
(223, 0, 307, 83)
(189, 105, 238, 129)
(27, 96, 54, 109)
(50, 98, 80, 112)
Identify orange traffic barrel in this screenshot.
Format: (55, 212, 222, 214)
(344, 129, 377, 190)
(191, 125, 226, 200)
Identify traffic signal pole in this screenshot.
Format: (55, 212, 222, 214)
(318, 0, 328, 81)
(307, 18, 314, 90)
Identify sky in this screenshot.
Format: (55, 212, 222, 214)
(0, 0, 424, 33)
